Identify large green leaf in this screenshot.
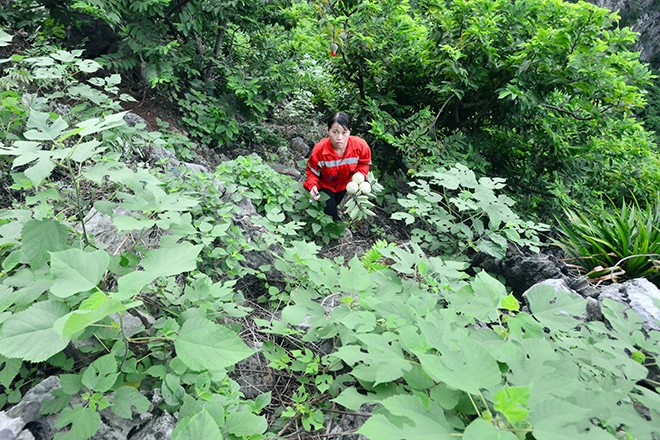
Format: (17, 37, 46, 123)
(111, 386, 151, 419)
(54, 406, 101, 440)
(225, 412, 267, 436)
(358, 395, 452, 440)
(416, 338, 502, 395)
(525, 284, 587, 331)
(0, 300, 70, 362)
(49, 249, 109, 298)
(116, 242, 202, 300)
(54, 292, 126, 337)
(174, 318, 254, 372)
(172, 409, 223, 440)
(351, 333, 412, 386)
(0, 29, 12, 47)
(81, 354, 119, 392)
(450, 271, 507, 322)
(24, 111, 69, 141)
(463, 419, 518, 440)
(0, 355, 22, 388)
(21, 219, 69, 269)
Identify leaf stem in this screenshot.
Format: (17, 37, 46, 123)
(467, 393, 481, 418)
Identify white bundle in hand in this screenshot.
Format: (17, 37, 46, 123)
(352, 173, 365, 184)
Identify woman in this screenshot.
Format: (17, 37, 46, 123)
(304, 112, 372, 221)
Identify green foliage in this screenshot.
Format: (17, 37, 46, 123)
(556, 197, 660, 285)
(2, 8, 660, 440)
(0, 42, 268, 438)
(264, 240, 659, 439)
(318, 0, 660, 220)
(392, 163, 548, 259)
(178, 88, 240, 148)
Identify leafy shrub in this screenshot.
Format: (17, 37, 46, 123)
(556, 197, 660, 285)
(214, 154, 344, 244)
(261, 240, 659, 439)
(178, 88, 240, 148)
(392, 163, 548, 259)
(0, 40, 267, 438)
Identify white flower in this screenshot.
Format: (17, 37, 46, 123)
(359, 181, 371, 194)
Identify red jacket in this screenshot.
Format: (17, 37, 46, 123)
(304, 136, 372, 192)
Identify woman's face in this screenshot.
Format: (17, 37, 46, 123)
(328, 122, 350, 150)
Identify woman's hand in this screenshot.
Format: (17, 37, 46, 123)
(309, 185, 320, 201)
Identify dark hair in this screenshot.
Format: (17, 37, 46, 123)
(327, 112, 351, 131)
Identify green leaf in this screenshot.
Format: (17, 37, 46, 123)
(494, 386, 530, 425)
(75, 111, 127, 137)
(24, 155, 56, 186)
(116, 242, 202, 300)
(54, 406, 100, 440)
(70, 139, 105, 162)
(174, 318, 254, 372)
(462, 419, 518, 440)
(49, 249, 109, 298)
(0, 300, 70, 362)
(111, 386, 151, 419)
(333, 386, 375, 411)
(528, 397, 595, 439)
(499, 293, 520, 311)
(359, 395, 452, 440)
(59, 374, 83, 395)
(0, 356, 22, 388)
(54, 292, 126, 337)
(81, 354, 119, 392)
(352, 334, 412, 386)
(225, 412, 267, 436)
(416, 337, 501, 395)
(450, 272, 507, 322)
(525, 284, 587, 331)
(24, 111, 69, 141)
(172, 409, 223, 440)
(76, 59, 101, 73)
(113, 215, 156, 231)
(22, 219, 69, 269)
(339, 257, 372, 293)
(0, 29, 12, 47)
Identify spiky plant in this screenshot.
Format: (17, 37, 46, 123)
(556, 196, 660, 285)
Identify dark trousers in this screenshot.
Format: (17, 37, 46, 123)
(319, 188, 346, 221)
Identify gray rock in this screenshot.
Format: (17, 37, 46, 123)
(181, 162, 208, 174)
(129, 412, 176, 440)
(6, 377, 60, 423)
(77, 207, 134, 254)
(147, 147, 181, 167)
(599, 278, 660, 331)
(290, 137, 311, 157)
(268, 163, 301, 179)
(476, 250, 598, 298)
(110, 312, 145, 338)
(0, 412, 34, 440)
(6, 377, 60, 440)
(123, 113, 148, 129)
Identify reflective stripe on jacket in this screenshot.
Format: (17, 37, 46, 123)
(304, 136, 372, 192)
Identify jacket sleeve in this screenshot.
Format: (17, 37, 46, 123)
(355, 138, 372, 178)
(304, 146, 321, 190)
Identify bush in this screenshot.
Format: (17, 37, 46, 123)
(556, 197, 660, 285)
